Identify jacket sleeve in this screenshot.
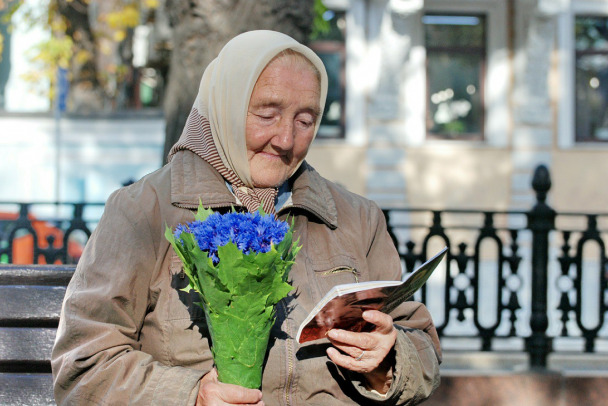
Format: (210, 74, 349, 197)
(51, 188, 207, 405)
(348, 203, 441, 405)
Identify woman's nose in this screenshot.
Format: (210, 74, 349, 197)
(271, 121, 295, 150)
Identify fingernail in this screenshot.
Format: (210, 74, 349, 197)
(328, 329, 338, 339)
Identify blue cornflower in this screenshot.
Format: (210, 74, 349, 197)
(175, 211, 289, 264)
(173, 223, 190, 240)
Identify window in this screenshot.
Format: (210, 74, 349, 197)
(574, 16, 608, 142)
(424, 14, 486, 140)
(309, 9, 346, 139)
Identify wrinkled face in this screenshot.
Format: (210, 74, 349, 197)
(245, 54, 321, 188)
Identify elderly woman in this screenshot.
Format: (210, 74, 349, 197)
(52, 31, 441, 405)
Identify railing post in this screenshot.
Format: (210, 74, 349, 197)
(526, 164, 555, 369)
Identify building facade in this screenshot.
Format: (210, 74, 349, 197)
(1, 0, 607, 216)
(305, 0, 608, 215)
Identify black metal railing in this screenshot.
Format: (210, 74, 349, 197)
(1, 165, 607, 368)
(0, 202, 104, 265)
(383, 165, 608, 368)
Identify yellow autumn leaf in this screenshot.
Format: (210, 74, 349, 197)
(50, 17, 67, 33)
(113, 29, 126, 42)
(105, 12, 122, 29)
(122, 5, 140, 27)
(100, 40, 112, 55)
(106, 6, 139, 30)
(75, 49, 91, 65)
(144, 0, 159, 9)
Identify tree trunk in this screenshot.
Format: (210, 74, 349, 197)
(161, 0, 314, 163)
(55, 0, 104, 113)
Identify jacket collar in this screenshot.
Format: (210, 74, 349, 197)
(283, 162, 338, 229)
(170, 150, 238, 210)
(170, 150, 338, 229)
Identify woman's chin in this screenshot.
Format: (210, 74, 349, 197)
(251, 174, 289, 188)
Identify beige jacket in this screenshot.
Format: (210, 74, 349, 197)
(52, 150, 441, 405)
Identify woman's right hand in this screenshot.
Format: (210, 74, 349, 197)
(196, 368, 264, 406)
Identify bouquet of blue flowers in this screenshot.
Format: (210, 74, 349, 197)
(165, 203, 300, 389)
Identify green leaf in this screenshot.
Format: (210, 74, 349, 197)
(216, 243, 249, 293)
(249, 249, 278, 272)
(179, 283, 194, 293)
(266, 280, 294, 307)
(276, 228, 293, 257)
(194, 200, 214, 221)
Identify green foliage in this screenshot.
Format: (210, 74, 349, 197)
(0, 0, 23, 63)
(0, 0, 159, 105)
(310, 0, 330, 41)
(165, 203, 301, 389)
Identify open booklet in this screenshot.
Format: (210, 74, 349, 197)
(296, 246, 448, 344)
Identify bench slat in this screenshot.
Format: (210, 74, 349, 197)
(0, 373, 54, 406)
(0, 265, 72, 399)
(0, 328, 56, 372)
(0, 286, 65, 327)
(0, 264, 74, 286)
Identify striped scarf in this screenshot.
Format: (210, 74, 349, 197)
(168, 108, 279, 215)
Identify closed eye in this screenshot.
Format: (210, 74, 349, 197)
(296, 112, 316, 129)
(251, 112, 278, 125)
(297, 119, 314, 129)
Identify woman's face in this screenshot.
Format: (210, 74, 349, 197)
(245, 55, 321, 188)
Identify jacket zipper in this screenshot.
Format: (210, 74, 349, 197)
(281, 300, 296, 406)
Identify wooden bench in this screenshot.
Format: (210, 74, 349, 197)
(0, 264, 75, 406)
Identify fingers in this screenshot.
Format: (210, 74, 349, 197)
(325, 311, 397, 374)
(327, 311, 395, 348)
(327, 334, 368, 359)
(197, 369, 264, 406)
(326, 331, 384, 373)
(327, 327, 376, 350)
(327, 346, 377, 374)
(200, 367, 218, 384)
(362, 310, 394, 334)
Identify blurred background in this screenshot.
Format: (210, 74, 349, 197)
(2, 0, 607, 213)
(1, 1, 608, 404)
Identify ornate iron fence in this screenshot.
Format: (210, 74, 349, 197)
(383, 165, 608, 368)
(1, 165, 607, 368)
(0, 202, 104, 265)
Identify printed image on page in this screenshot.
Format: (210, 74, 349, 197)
(297, 286, 394, 344)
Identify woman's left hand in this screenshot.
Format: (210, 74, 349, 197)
(326, 310, 397, 394)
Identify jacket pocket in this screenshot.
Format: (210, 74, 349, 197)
(308, 255, 361, 302)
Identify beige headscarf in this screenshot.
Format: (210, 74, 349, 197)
(168, 30, 328, 214)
